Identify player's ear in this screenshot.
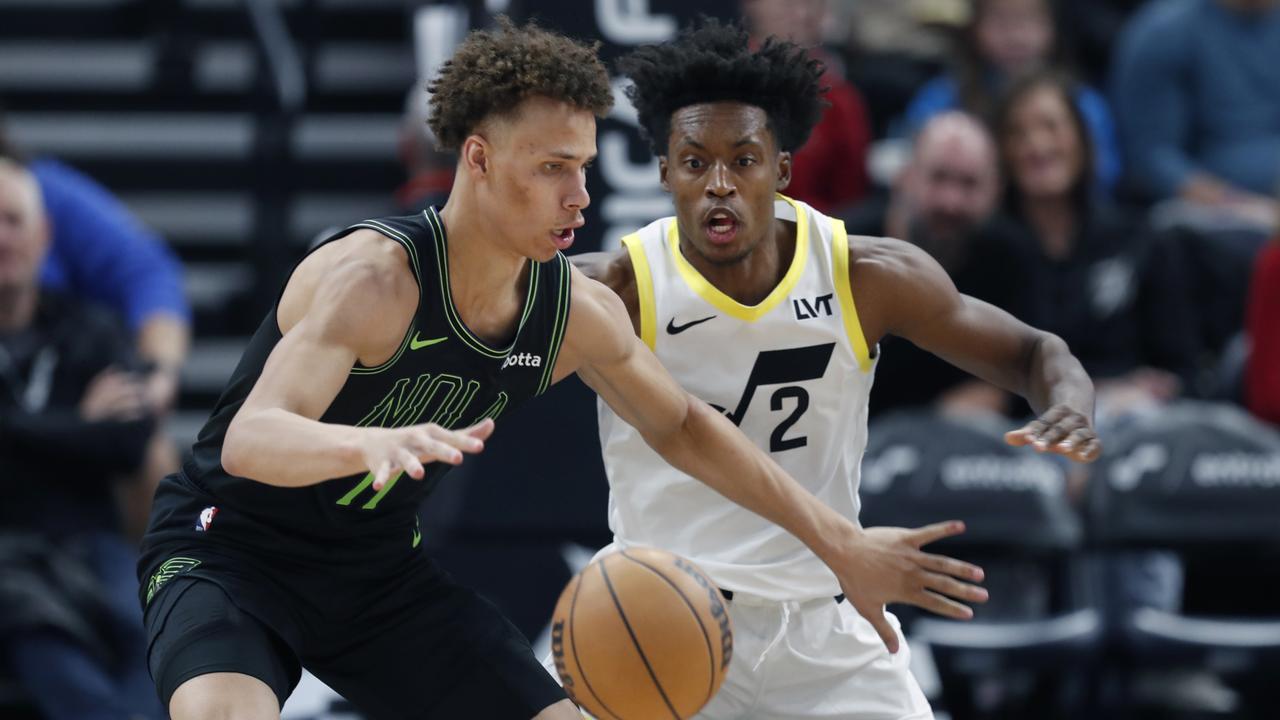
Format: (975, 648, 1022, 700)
(658, 156, 670, 193)
(776, 151, 792, 192)
(461, 134, 490, 177)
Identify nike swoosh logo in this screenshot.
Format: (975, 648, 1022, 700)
(412, 528, 422, 548)
(667, 315, 716, 335)
(410, 333, 448, 350)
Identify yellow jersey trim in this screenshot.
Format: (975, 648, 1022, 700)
(621, 233, 657, 351)
(664, 194, 809, 323)
(831, 218, 874, 373)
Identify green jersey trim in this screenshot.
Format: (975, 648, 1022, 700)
(537, 253, 571, 395)
(345, 219, 426, 376)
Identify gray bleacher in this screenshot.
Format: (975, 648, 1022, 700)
(1, 0, 415, 448)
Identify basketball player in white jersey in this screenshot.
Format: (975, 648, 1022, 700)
(565, 20, 1101, 719)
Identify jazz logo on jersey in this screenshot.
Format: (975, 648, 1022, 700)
(196, 506, 218, 532)
(710, 343, 835, 452)
(793, 293, 834, 320)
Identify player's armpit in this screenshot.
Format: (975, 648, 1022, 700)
(560, 267, 691, 438)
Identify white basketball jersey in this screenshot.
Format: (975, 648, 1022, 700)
(600, 195, 878, 601)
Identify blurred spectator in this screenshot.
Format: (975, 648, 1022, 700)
(831, 0, 958, 136)
(396, 82, 453, 215)
(846, 112, 1032, 417)
(741, 0, 872, 213)
(1111, 0, 1280, 220)
(993, 71, 1201, 422)
(1, 113, 189, 540)
(1246, 237, 1280, 424)
(0, 158, 162, 719)
(903, 0, 1122, 193)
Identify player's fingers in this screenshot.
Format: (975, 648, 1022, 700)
(397, 448, 425, 480)
(371, 460, 394, 491)
(918, 552, 985, 583)
(424, 424, 486, 453)
(913, 589, 975, 620)
(1004, 422, 1041, 446)
(411, 434, 463, 465)
(1074, 437, 1103, 463)
(1035, 414, 1084, 449)
(854, 604, 900, 654)
(461, 418, 495, 441)
(909, 520, 966, 547)
(1052, 427, 1096, 457)
(921, 571, 989, 604)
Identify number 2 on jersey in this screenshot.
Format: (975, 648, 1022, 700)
(711, 343, 835, 452)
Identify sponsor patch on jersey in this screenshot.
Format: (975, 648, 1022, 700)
(196, 506, 218, 532)
(501, 352, 542, 369)
(792, 293, 834, 320)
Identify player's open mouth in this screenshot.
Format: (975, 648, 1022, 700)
(705, 210, 739, 245)
(551, 227, 575, 250)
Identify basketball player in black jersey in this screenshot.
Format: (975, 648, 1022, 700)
(137, 19, 989, 720)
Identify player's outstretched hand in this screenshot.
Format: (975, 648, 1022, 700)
(1004, 403, 1101, 463)
(363, 419, 495, 490)
(836, 521, 987, 654)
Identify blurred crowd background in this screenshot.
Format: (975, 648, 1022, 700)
(1, 0, 1278, 718)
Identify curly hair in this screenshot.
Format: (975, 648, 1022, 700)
(618, 18, 826, 156)
(427, 17, 613, 152)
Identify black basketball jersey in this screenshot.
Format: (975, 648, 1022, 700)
(169, 209, 571, 559)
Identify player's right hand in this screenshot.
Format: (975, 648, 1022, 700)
(361, 418, 495, 490)
(836, 521, 988, 654)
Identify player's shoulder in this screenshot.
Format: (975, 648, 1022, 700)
(848, 233, 942, 282)
(312, 229, 417, 295)
(563, 263, 634, 358)
(280, 229, 419, 339)
(571, 248, 635, 295)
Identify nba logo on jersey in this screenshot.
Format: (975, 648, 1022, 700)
(196, 506, 218, 532)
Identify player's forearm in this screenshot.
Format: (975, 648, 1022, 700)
(223, 407, 365, 487)
(1025, 332, 1095, 418)
(645, 396, 860, 562)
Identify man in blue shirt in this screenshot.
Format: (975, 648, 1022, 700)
(1112, 0, 1280, 214)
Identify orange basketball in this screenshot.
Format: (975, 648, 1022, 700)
(550, 547, 733, 720)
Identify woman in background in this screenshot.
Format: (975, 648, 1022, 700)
(904, 0, 1121, 193)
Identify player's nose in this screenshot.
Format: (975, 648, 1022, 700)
(705, 162, 736, 198)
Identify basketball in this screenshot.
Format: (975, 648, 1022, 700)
(550, 547, 734, 720)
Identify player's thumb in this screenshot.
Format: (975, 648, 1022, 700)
(857, 602, 900, 654)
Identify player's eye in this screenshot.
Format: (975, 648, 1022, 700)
(737, 156, 757, 167)
(685, 158, 704, 170)
(544, 163, 562, 172)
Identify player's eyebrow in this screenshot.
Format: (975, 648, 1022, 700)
(548, 151, 597, 163)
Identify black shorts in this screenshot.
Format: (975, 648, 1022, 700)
(142, 551, 566, 719)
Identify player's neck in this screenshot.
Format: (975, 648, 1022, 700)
(436, 192, 531, 341)
(681, 218, 794, 306)
(0, 284, 37, 333)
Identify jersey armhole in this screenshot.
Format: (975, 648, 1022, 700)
(830, 219, 875, 373)
(536, 253, 573, 395)
(621, 233, 657, 351)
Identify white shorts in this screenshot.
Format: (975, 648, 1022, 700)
(692, 590, 932, 720)
(540, 582, 932, 720)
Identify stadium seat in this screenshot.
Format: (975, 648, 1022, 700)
(1087, 401, 1280, 708)
(860, 411, 1102, 718)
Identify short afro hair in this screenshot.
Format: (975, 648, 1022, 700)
(428, 17, 613, 152)
(618, 18, 826, 156)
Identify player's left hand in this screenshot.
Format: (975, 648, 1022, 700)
(1005, 404, 1101, 463)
